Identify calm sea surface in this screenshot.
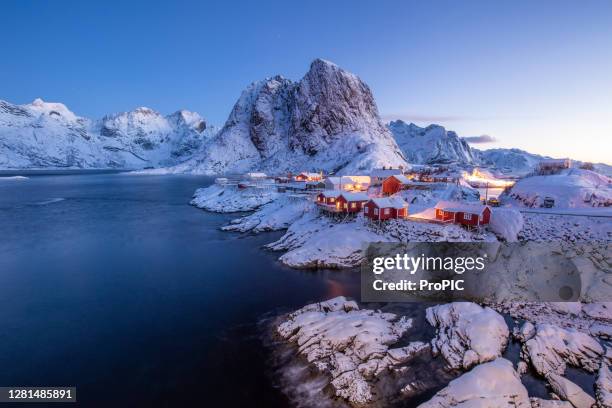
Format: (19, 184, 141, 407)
(0, 173, 360, 407)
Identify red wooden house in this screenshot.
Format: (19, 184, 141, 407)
(316, 191, 342, 206)
(434, 201, 491, 227)
(364, 197, 408, 220)
(382, 175, 411, 195)
(337, 192, 369, 213)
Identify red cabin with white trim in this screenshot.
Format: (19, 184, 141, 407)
(364, 197, 408, 220)
(434, 201, 491, 227)
(316, 191, 342, 206)
(382, 175, 411, 195)
(337, 192, 369, 213)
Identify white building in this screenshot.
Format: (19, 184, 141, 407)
(371, 168, 403, 185)
(324, 176, 371, 191)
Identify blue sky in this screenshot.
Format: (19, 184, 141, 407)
(1, 0, 611, 163)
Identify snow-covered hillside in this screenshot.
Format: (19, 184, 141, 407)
(0, 98, 216, 169)
(163, 59, 407, 175)
(473, 148, 612, 177)
(388, 121, 476, 165)
(473, 148, 548, 177)
(503, 168, 612, 208)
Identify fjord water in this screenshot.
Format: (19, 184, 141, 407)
(0, 173, 360, 407)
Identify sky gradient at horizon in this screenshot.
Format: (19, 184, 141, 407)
(1, 0, 611, 163)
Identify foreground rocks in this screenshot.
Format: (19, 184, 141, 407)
(520, 323, 604, 377)
(276, 299, 608, 407)
(276, 296, 427, 405)
(426, 302, 510, 370)
(418, 358, 531, 408)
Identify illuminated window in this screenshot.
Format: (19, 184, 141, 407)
(351, 203, 356, 208)
(463, 213, 472, 220)
(384, 208, 390, 215)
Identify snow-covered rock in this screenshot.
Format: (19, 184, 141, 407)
(418, 358, 531, 408)
(596, 363, 612, 408)
(489, 207, 524, 241)
(267, 213, 386, 268)
(164, 59, 408, 175)
(521, 323, 604, 377)
(590, 323, 612, 340)
(425, 302, 509, 370)
(504, 169, 612, 208)
(514, 321, 537, 342)
(583, 303, 612, 323)
(190, 184, 278, 213)
(276, 296, 425, 406)
(388, 121, 476, 165)
(546, 373, 596, 408)
(530, 398, 573, 408)
(222, 194, 311, 232)
(0, 98, 216, 169)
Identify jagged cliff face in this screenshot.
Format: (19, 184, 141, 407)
(0, 99, 215, 169)
(173, 59, 407, 175)
(388, 120, 476, 165)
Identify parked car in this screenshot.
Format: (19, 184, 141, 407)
(487, 198, 500, 207)
(542, 197, 555, 208)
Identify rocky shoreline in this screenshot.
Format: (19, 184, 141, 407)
(272, 297, 611, 407)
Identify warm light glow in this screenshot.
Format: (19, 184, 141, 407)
(462, 169, 515, 188)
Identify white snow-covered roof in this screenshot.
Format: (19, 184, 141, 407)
(325, 176, 371, 185)
(371, 168, 403, 178)
(246, 172, 267, 178)
(339, 192, 369, 202)
(299, 172, 321, 178)
(368, 197, 407, 209)
(434, 200, 490, 214)
(389, 174, 411, 184)
(319, 190, 343, 198)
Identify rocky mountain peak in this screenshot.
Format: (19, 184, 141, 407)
(174, 59, 406, 175)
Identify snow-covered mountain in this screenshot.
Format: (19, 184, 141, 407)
(165, 59, 407, 175)
(0, 98, 216, 169)
(388, 121, 476, 165)
(473, 148, 547, 176)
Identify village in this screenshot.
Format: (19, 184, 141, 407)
(213, 157, 611, 225)
(215, 167, 503, 231)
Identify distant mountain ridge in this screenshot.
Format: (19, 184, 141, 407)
(0, 98, 216, 169)
(387, 120, 611, 177)
(388, 120, 476, 165)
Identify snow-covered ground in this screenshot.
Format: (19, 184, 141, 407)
(504, 169, 611, 208)
(520, 213, 610, 243)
